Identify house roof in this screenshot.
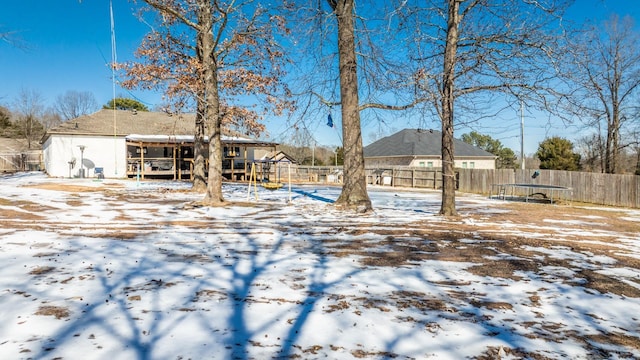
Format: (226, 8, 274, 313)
(364, 129, 496, 158)
(43, 109, 194, 140)
(257, 150, 298, 164)
(42, 109, 275, 146)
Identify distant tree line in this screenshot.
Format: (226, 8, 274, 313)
(460, 130, 639, 174)
(0, 90, 149, 149)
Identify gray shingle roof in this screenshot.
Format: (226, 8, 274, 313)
(364, 129, 496, 158)
(44, 109, 196, 141)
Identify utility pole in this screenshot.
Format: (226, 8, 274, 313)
(110, 0, 118, 175)
(520, 100, 525, 170)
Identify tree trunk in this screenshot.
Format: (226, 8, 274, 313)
(608, 106, 621, 174)
(440, 0, 460, 217)
(605, 111, 621, 174)
(192, 103, 207, 192)
(199, 1, 224, 205)
(330, 0, 372, 213)
(192, 23, 207, 193)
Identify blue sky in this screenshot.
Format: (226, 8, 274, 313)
(0, 1, 154, 109)
(1, 1, 639, 154)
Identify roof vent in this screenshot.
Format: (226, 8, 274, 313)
(75, 122, 78, 129)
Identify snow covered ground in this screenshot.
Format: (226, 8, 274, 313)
(0, 172, 639, 359)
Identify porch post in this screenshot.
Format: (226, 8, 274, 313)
(139, 142, 145, 180)
(173, 145, 177, 180)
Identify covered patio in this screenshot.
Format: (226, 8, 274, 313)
(125, 134, 277, 181)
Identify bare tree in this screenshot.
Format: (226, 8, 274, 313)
(41, 108, 63, 130)
(286, 1, 424, 213)
(54, 90, 98, 120)
(122, 4, 211, 191)
(325, 0, 372, 212)
(561, 15, 640, 174)
(576, 133, 605, 172)
(124, 0, 293, 203)
(403, 0, 571, 216)
(278, 127, 316, 163)
(12, 88, 45, 149)
(287, 1, 568, 215)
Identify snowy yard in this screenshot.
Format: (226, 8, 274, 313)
(1, 172, 639, 360)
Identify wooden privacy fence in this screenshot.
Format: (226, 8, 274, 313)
(296, 166, 444, 188)
(364, 167, 444, 189)
(0, 151, 42, 173)
(296, 166, 343, 183)
(297, 166, 639, 208)
(456, 168, 639, 208)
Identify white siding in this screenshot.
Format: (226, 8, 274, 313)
(43, 135, 127, 178)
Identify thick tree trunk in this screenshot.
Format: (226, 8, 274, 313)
(605, 127, 613, 174)
(203, 105, 224, 204)
(192, 104, 207, 192)
(199, 1, 224, 205)
(605, 108, 620, 174)
(605, 115, 620, 174)
(331, 0, 372, 213)
(440, 0, 460, 217)
(192, 25, 207, 192)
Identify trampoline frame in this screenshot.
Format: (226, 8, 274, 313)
(490, 183, 572, 204)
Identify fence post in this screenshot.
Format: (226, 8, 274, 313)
(392, 168, 395, 187)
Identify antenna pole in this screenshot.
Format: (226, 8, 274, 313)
(110, 0, 118, 175)
(520, 100, 525, 170)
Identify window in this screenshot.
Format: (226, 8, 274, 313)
(224, 146, 240, 157)
(419, 161, 425, 167)
(462, 162, 467, 168)
(427, 161, 433, 168)
(470, 162, 475, 169)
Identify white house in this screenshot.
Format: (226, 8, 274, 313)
(41, 109, 277, 179)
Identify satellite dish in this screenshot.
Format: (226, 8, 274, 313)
(83, 159, 95, 169)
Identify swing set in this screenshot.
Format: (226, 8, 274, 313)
(247, 159, 292, 201)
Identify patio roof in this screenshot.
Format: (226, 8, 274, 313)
(125, 134, 276, 147)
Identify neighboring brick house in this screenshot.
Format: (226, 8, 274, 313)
(364, 129, 496, 169)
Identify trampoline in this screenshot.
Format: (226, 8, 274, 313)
(491, 183, 572, 204)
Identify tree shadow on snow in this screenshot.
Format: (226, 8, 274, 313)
(19, 218, 362, 360)
(10, 185, 636, 360)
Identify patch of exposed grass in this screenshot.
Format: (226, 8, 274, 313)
(29, 266, 56, 276)
(35, 305, 70, 319)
